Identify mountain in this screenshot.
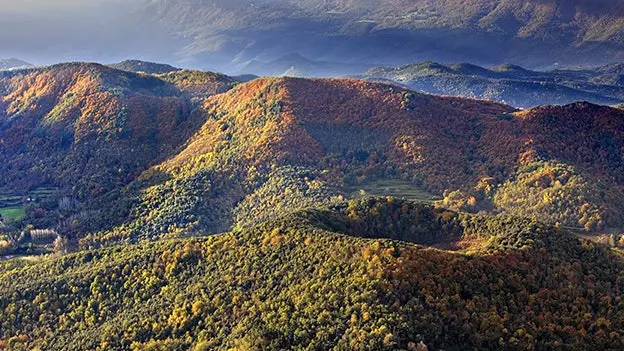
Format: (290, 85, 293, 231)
(109, 60, 180, 75)
(0, 63, 237, 197)
(156, 70, 239, 98)
(3, 198, 624, 350)
(0, 58, 32, 71)
(358, 61, 624, 108)
(239, 53, 373, 77)
(1, 72, 622, 246)
(70, 77, 624, 247)
(132, 0, 624, 71)
(553, 63, 624, 86)
(4, 1, 624, 73)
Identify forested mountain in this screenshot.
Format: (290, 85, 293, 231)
(3, 198, 624, 350)
(1, 69, 622, 243)
(0, 63, 237, 197)
(358, 61, 624, 108)
(109, 60, 180, 75)
(64, 77, 623, 247)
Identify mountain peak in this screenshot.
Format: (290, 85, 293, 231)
(0, 58, 33, 71)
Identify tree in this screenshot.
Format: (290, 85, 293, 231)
(53, 235, 70, 256)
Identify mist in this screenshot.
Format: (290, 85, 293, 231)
(0, 0, 178, 66)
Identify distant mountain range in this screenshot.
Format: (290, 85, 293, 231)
(3, 0, 624, 73)
(135, 0, 624, 72)
(0, 58, 32, 70)
(357, 61, 624, 108)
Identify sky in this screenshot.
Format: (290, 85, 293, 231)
(1, 0, 124, 11)
(0, 0, 174, 65)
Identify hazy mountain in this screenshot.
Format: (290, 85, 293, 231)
(132, 0, 624, 70)
(0, 58, 32, 70)
(2, 0, 624, 73)
(358, 61, 624, 108)
(239, 53, 373, 77)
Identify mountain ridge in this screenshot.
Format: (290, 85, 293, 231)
(138, 0, 624, 71)
(358, 61, 624, 108)
(73, 76, 624, 246)
(0, 62, 237, 196)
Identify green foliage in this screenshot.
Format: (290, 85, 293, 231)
(0, 206, 25, 222)
(1, 199, 624, 350)
(109, 60, 180, 75)
(233, 166, 342, 229)
(494, 160, 624, 231)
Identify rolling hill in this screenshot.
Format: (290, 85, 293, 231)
(358, 61, 624, 108)
(0, 63, 237, 197)
(72, 77, 624, 247)
(2, 198, 624, 350)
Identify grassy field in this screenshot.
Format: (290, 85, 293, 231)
(345, 179, 440, 203)
(0, 187, 58, 223)
(0, 206, 26, 222)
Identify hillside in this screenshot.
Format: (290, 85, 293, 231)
(156, 70, 239, 98)
(0, 72, 621, 251)
(0, 63, 238, 198)
(81, 77, 512, 244)
(2, 198, 624, 350)
(358, 61, 624, 108)
(73, 77, 624, 247)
